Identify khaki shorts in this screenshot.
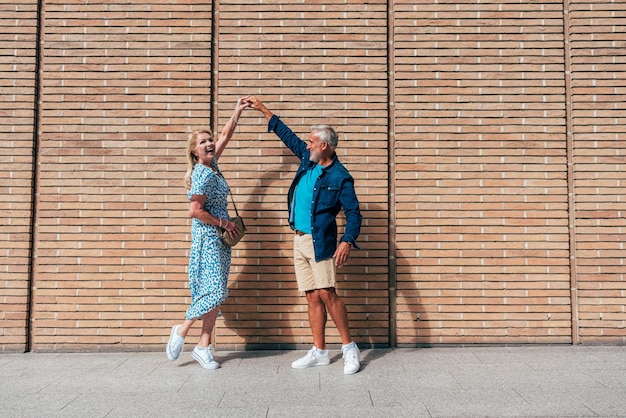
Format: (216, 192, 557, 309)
(293, 234, 336, 292)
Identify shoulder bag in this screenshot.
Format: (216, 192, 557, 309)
(222, 189, 246, 247)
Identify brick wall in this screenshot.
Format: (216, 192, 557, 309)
(31, 0, 213, 350)
(0, 0, 38, 351)
(394, 0, 572, 344)
(570, 0, 626, 343)
(214, 0, 390, 349)
(1, 0, 625, 352)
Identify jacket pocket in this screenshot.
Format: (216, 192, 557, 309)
(317, 184, 341, 207)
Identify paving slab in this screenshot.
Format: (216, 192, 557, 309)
(1, 346, 625, 417)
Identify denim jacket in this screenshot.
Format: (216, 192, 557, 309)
(268, 115, 362, 262)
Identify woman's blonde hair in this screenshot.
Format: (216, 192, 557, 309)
(184, 129, 213, 190)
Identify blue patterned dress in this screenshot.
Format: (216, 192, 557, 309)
(186, 163, 231, 320)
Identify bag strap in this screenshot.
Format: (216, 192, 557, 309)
(218, 166, 239, 218)
(228, 189, 240, 218)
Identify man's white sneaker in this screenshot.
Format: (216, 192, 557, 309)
(291, 346, 330, 369)
(166, 325, 185, 361)
(192, 345, 220, 370)
(342, 342, 360, 375)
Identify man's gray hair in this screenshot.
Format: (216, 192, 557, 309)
(311, 125, 338, 149)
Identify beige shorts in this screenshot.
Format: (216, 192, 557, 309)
(293, 233, 336, 292)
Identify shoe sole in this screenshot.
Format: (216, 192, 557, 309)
(166, 325, 183, 361)
(192, 350, 220, 370)
(291, 358, 331, 369)
(344, 364, 360, 375)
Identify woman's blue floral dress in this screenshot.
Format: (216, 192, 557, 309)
(186, 163, 231, 320)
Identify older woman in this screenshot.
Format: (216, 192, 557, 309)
(166, 98, 249, 369)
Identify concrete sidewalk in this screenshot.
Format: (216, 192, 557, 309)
(1, 345, 625, 417)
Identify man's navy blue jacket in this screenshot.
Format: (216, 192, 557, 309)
(268, 115, 362, 262)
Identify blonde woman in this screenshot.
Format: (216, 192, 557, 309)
(166, 98, 249, 369)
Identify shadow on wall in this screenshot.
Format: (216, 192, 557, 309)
(219, 166, 303, 350)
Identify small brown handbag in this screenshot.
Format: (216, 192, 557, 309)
(221, 190, 246, 247)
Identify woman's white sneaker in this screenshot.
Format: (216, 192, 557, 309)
(192, 345, 220, 369)
(291, 346, 330, 369)
(166, 325, 185, 361)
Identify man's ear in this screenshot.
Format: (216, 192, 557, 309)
(322, 141, 335, 157)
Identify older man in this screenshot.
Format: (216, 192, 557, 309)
(246, 96, 363, 374)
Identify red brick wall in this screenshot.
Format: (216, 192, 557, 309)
(1, 0, 624, 352)
(394, 0, 572, 344)
(214, 1, 390, 349)
(570, 0, 626, 343)
(0, 0, 38, 351)
(31, 0, 214, 350)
